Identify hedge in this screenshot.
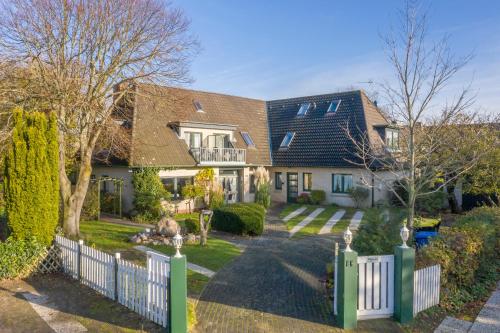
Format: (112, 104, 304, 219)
(0, 237, 46, 280)
(212, 203, 265, 235)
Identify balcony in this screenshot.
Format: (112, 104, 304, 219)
(190, 147, 246, 165)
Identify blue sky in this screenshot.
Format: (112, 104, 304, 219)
(175, 1, 500, 113)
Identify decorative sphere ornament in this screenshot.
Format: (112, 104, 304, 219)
(343, 227, 353, 252)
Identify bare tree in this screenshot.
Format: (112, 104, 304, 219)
(345, 1, 495, 228)
(0, 0, 196, 236)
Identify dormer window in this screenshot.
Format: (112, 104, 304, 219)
(297, 103, 310, 116)
(193, 100, 204, 112)
(241, 131, 255, 147)
(327, 99, 341, 114)
(386, 129, 399, 150)
(280, 132, 295, 148)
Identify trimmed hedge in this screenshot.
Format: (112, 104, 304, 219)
(0, 237, 46, 280)
(212, 203, 265, 235)
(310, 190, 326, 204)
(184, 218, 200, 234)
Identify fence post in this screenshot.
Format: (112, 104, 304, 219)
(170, 254, 187, 333)
(77, 239, 84, 281)
(336, 228, 357, 330)
(114, 252, 120, 301)
(394, 225, 415, 324)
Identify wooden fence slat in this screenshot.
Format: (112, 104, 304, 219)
(413, 264, 440, 315)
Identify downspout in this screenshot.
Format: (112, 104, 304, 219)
(371, 173, 375, 208)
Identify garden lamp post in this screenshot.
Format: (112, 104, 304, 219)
(400, 224, 410, 248)
(343, 227, 353, 252)
(173, 231, 183, 258)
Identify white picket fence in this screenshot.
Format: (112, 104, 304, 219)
(54, 235, 170, 328)
(413, 264, 440, 315)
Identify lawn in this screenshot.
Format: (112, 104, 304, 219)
(279, 203, 303, 219)
(284, 206, 316, 230)
(294, 206, 337, 237)
(80, 220, 241, 297)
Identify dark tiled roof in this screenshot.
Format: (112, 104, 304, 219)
(129, 84, 271, 167)
(266, 90, 388, 168)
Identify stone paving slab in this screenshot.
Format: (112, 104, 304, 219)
(282, 206, 307, 222)
(134, 245, 215, 278)
(434, 316, 473, 333)
(318, 210, 346, 235)
(349, 211, 364, 230)
(469, 282, 500, 333)
(289, 208, 325, 237)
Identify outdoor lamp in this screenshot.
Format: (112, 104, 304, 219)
(173, 231, 183, 257)
(400, 224, 410, 248)
(343, 227, 353, 252)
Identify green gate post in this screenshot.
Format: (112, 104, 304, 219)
(394, 225, 415, 324)
(170, 233, 187, 333)
(336, 227, 358, 330)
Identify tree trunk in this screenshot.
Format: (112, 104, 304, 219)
(199, 211, 213, 247)
(200, 227, 208, 247)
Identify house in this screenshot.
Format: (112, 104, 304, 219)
(92, 84, 399, 213)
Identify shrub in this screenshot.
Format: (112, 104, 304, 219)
(209, 183, 225, 210)
(184, 218, 200, 234)
(4, 110, 59, 246)
(255, 183, 271, 208)
(132, 168, 169, 222)
(348, 186, 370, 208)
(297, 193, 311, 204)
(416, 206, 500, 311)
(212, 203, 265, 235)
(391, 180, 446, 215)
(310, 190, 326, 205)
(0, 237, 46, 280)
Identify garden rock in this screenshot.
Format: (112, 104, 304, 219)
(156, 217, 179, 237)
(131, 235, 142, 244)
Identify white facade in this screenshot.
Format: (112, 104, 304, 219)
(269, 167, 397, 208)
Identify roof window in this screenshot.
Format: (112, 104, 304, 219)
(193, 100, 204, 112)
(241, 132, 255, 147)
(327, 99, 341, 114)
(280, 132, 295, 148)
(297, 102, 311, 116)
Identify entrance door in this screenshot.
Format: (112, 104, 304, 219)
(220, 170, 239, 204)
(286, 173, 298, 203)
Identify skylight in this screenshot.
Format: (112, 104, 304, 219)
(297, 102, 311, 116)
(241, 131, 255, 147)
(193, 100, 204, 112)
(327, 99, 341, 113)
(280, 132, 295, 148)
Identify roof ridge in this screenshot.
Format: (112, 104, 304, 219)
(267, 89, 363, 103)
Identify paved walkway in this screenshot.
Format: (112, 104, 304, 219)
(289, 207, 325, 237)
(318, 210, 346, 235)
(194, 205, 401, 333)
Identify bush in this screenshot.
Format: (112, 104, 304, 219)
(348, 186, 370, 208)
(255, 183, 271, 208)
(4, 110, 59, 246)
(184, 218, 200, 234)
(212, 203, 265, 235)
(0, 237, 46, 280)
(391, 181, 446, 215)
(310, 190, 326, 205)
(417, 206, 500, 311)
(209, 184, 225, 210)
(132, 168, 169, 222)
(297, 193, 311, 204)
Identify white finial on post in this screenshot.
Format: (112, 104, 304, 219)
(343, 227, 353, 252)
(173, 231, 183, 258)
(400, 224, 410, 248)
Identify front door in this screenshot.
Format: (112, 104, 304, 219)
(286, 173, 298, 203)
(220, 170, 239, 204)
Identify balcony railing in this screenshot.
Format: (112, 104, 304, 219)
(190, 147, 246, 165)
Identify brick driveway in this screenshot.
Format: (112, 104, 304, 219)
(194, 206, 401, 333)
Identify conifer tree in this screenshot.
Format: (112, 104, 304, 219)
(4, 109, 59, 245)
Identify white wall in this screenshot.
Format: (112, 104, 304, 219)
(269, 167, 398, 208)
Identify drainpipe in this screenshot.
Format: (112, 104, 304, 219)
(371, 174, 375, 208)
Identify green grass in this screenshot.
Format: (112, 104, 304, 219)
(150, 237, 241, 272)
(278, 203, 303, 219)
(284, 206, 316, 230)
(330, 208, 357, 233)
(294, 206, 338, 237)
(175, 212, 200, 222)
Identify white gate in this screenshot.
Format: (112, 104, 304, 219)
(357, 255, 394, 320)
(413, 265, 440, 315)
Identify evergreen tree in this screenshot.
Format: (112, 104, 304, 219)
(4, 109, 59, 245)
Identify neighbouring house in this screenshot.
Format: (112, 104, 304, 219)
(92, 84, 399, 214)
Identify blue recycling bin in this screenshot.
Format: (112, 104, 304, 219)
(415, 231, 438, 247)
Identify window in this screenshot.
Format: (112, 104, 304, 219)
(193, 100, 203, 112)
(332, 174, 353, 193)
(161, 176, 194, 200)
(249, 175, 256, 193)
(207, 134, 230, 148)
(386, 129, 399, 150)
(327, 99, 341, 113)
(303, 173, 312, 191)
(275, 172, 283, 190)
(279, 132, 295, 148)
(297, 102, 311, 116)
(241, 132, 255, 147)
(185, 132, 202, 148)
